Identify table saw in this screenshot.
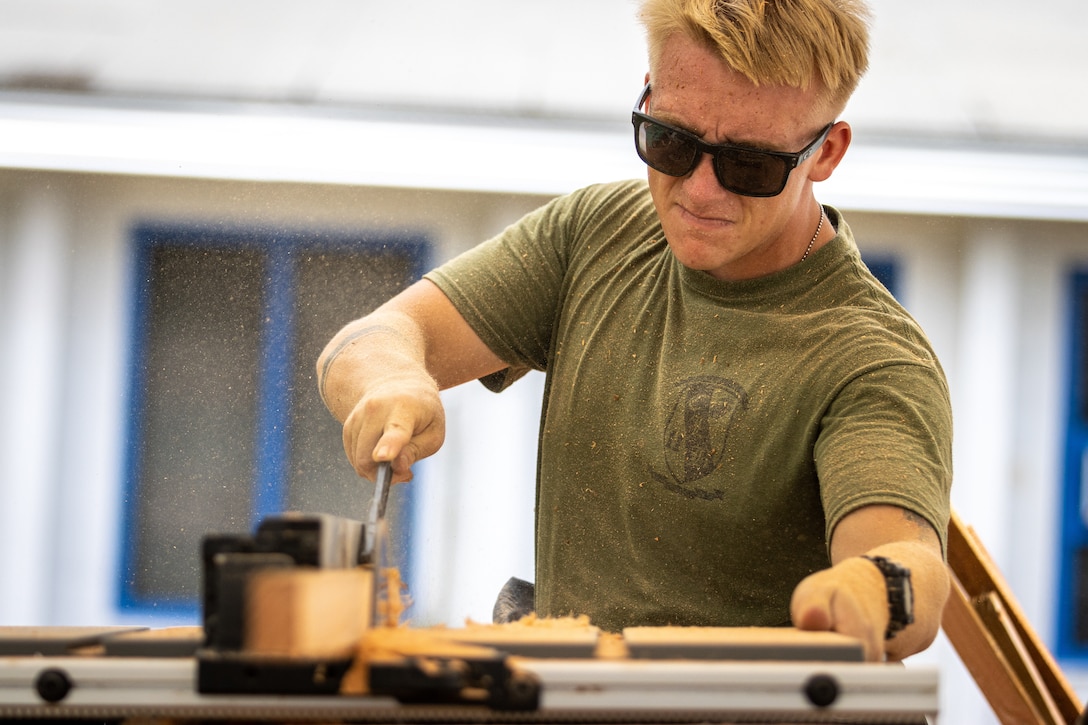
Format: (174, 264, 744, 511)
(0, 511, 939, 723)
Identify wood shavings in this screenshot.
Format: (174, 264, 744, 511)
(340, 625, 499, 695)
(376, 567, 410, 628)
(463, 612, 594, 629)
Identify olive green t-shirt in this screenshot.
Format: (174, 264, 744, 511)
(426, 179, 952, 632)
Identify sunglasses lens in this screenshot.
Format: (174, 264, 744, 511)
(634, 115, 793, 197)
(637, 119, 698, 177)
(715, 148, 788, 197)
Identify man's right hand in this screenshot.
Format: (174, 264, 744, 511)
(341, 373, 445, 483)
(317, 279, 507, 484)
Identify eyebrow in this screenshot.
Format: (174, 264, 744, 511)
(652, 108, 796, 154)
(645, 97, 798, 153)
(639, 82, 817, 154)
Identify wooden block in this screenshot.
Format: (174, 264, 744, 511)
(622, 626, 864, 662)
(245, 568, 374, 658)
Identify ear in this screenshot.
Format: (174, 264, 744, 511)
(807, 121, 852, 183)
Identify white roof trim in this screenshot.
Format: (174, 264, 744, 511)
(1, 99, 1086, 222)
(0, 101, 644, 196)
(822, 143, 1088, 222)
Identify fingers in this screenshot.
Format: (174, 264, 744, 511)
(791, 584, 833, 632)
(341, 386, 445, 483)
(791, 561, 887, 662)
(372, 413, 445, 482)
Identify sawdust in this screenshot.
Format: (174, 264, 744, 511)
(376, 567, 409, 627)
(463, 612, 594, 629)
(342, 584, 607, 695)
(456, 613, 623, 658)
(340, 624, 500, 695)
(595, 631, 629, 659)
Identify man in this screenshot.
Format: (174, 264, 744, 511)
(318, 0, 952, 662)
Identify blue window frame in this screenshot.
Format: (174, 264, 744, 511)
(120, 223, 429, 619)
(865, 256, 899, 299)
(1058, 270, 1088, 659)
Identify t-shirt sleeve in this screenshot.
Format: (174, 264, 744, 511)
(424, 184, 628, 392)
(814, 361, 953, 556)
(424, 192, 576, 390)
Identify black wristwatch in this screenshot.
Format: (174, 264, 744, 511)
(862, 555, 914, 640)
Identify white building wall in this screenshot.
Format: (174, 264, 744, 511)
(412, 372, 544, 628)
(1014, 220, 1088, 699)
(0, 181, 71, 624)
(951, 227, 1021, 567)
(47, 175, 133, 626)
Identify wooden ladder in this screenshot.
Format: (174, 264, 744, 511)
(943, 510, 1083, 724)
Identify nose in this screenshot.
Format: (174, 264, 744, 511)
(683, 151, 726, 199)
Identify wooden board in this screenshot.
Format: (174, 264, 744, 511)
(0, 626, 146, 655)
(432, 623, 601, 658)
(942, 510, 1083, 725)
(975, 592, 1067, 724)
(101, 626, 204, 657)
(622, 626, 865, 662)
(943, 577, 1048, 724)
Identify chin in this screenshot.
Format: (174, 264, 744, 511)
(664, 236, 728, 273)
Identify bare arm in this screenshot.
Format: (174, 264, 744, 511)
(790, 504, 950, 661)
(316, 279, 506, 482)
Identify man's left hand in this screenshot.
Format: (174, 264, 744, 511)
(789, 504, 950, 662)
(790, 555, 890, 661)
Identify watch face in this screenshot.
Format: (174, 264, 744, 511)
(897, 574, 914, 630)
(902, 574, 913, 619)
(863, 555, 914, 636)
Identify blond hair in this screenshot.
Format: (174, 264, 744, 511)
(639, 0, 871, 113)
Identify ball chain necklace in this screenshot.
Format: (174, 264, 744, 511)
(800, 207, 825, 263)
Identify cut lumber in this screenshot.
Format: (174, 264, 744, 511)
(244, 567, 374, 658)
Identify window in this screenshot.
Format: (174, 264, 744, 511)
(865, 256, 899, 299)
(120, 224, 428, 617)
(1058, 271, 1088, 658)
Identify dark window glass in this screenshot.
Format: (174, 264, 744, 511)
(1075, 548, 1088, 644)
(130, 245, 264, 602)
(865, 257, 899, 298)
(122, 227, 427, 614)
(287, 249, 416, 516)
(1059, 272, 1088, 658)
(1077, 288, 1088, 423)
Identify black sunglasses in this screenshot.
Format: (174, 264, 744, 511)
(632, 83, 834, 198)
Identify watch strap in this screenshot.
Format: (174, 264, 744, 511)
(861, 554, 914, 640)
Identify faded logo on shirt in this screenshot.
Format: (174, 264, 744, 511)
(652, 375, 748, 500)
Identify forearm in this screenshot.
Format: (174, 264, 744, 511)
(836, 539, 949, 661)
(316, 280, 505, 481)
(830, 506, 949, 660)
(317, 311, 434, 424)
(316, 307, 447, 482)
(792, 504, 949, 661)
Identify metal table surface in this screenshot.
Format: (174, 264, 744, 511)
(0, 654, 937, 723)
